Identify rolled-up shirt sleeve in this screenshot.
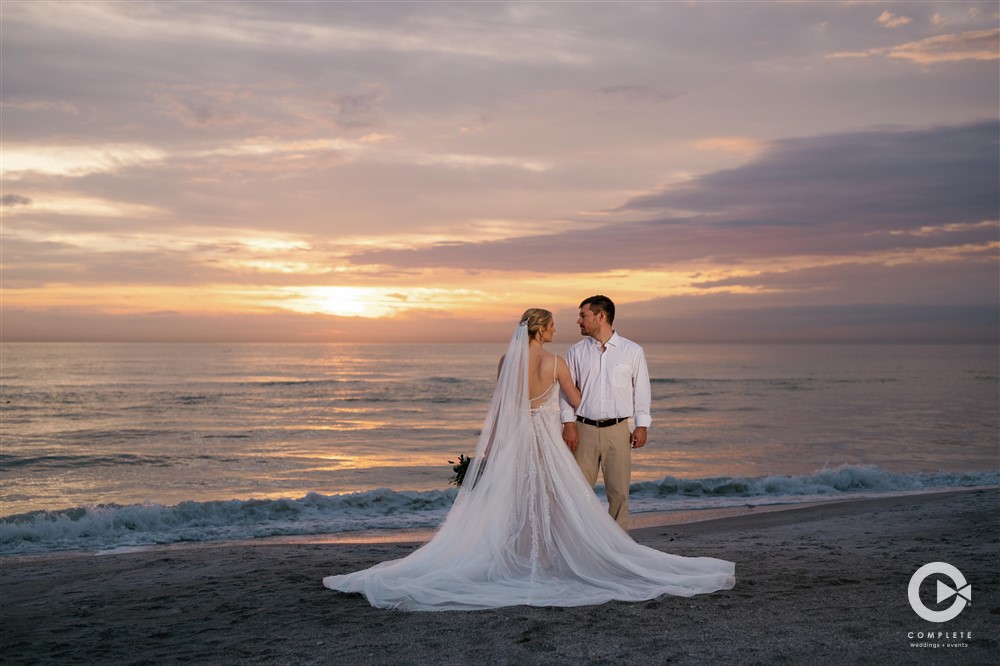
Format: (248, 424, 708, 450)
(632, 348, 652, 428)
(559, 346, 579, 423)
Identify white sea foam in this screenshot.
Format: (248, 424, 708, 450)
(2, 465, 995, 556)
(630, 465, 999, 499)
(625, 465, 1000, 513)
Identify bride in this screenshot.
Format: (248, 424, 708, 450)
(323, 308, 736, 610)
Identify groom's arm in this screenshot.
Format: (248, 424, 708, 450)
(630, 348, 652, 448)
(560, 346, 580, 452)
(559, 345, 579, 423)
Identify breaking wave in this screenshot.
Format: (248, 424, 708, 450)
(2, 465, 995, 555)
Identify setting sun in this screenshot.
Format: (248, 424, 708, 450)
(286, 287, 395, 318)
(1, 0, 996, 345)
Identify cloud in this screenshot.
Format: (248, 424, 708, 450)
(360, 133, 399, 144)
(688, 257, 999, 306)
(597, 85, 678, 104)
(829, 28, 999, 64)
(1, 1, 598, 66)
(3, 194, 166, 219)
(350, 121, 999, 272)
(622, 302, 998, 344)
(621, 121, 997, 226)
(149, 82, 389, 136)
(0, 98, 83, 115)
(690, 137, 767, 157)
(876, 10, 912, 29)
(411, 153, 552, 172)
(2, 143, 166, 178)
(0, 235, 222, 289)
(0, 307, 506, 343)
(1, 194, 32, 207)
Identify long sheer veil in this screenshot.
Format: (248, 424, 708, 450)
(457, 321, 529, 494)
(427, 322, 532, 554)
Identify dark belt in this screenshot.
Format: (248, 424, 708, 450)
(576, 416, 628, 428)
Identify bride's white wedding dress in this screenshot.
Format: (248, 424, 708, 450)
(323, 323, 735, 610)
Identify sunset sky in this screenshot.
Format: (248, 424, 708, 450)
(2, 1, 998, 343)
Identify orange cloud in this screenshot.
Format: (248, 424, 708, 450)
(876, 10, 912, 29)
(690, 137, 767, 158)
(829, 28, 999, 64)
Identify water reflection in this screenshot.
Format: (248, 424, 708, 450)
(2, 342, 996, 517)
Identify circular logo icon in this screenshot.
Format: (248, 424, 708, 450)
(908, 562, 971, 623)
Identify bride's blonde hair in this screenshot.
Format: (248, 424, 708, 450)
(519, 308, 552, 340)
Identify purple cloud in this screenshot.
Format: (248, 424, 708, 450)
(350, 121, 999, 272)
(1, 194, 32, 207)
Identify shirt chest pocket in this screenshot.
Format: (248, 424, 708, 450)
(612, 362, 632, 387)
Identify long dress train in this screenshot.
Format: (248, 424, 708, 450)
(322, 323, 735, 610)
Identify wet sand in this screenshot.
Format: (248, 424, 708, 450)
(2, 489, 997, 665)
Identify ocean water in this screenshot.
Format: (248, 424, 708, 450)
(1, 342, 997, 555)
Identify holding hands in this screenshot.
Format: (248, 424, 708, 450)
(562, 421, 579, 452)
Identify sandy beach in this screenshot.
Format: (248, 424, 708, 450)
(2, 489, 996, 665)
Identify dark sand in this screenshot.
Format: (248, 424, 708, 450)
(2, 489, 997, 665)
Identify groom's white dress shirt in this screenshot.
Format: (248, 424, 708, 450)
(559, 332, 652, 428)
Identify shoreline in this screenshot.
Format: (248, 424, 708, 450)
(3, 486, 996, 563)
(2, 488, 997, 664)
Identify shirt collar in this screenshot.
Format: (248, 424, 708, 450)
(588, 331, 619, 349)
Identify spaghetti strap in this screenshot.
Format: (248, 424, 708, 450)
(552, 354, 558, 382)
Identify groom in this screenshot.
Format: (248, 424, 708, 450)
(560, 295, 652, 530)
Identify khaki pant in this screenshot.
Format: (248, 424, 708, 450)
(573, 420, 631, 530)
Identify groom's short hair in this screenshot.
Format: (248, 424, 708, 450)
(580, 295, 615, 326)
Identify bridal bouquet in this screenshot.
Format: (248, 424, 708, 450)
(448, 454, 472, 487)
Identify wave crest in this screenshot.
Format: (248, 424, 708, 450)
(2, 465, 995, 555)
(629, 465, 998, 499)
